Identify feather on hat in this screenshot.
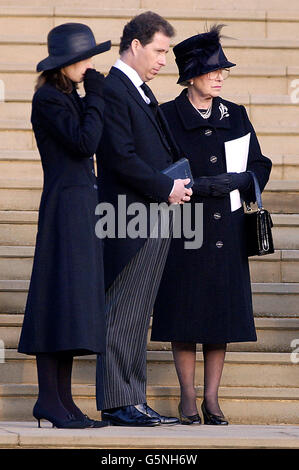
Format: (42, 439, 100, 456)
(173, 24, 235, 84)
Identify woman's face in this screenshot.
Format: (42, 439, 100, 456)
(62, 57, 94, 83)
(190, 69, 225, 99)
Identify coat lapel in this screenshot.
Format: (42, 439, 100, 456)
(109, 67, 175, 154)
(65, 88, 84, 118)
(175, 90, 231, 131)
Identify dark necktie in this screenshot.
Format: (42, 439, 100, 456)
(140, 82, 158, 115)
(140, 82, 177, 157)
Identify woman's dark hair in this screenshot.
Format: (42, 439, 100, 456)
(119, 11, 175, 54)
(35, 69, 77, 93)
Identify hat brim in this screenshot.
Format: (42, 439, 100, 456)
(37, 40, 111, 72)
(177, 60, 236, 84)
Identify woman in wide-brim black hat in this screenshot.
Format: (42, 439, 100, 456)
(151, 25, 272, 425)
(18, 23, 111, 428)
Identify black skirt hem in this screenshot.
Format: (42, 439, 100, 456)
(17, 347, 103, 357)
(150, 336, 257, 344)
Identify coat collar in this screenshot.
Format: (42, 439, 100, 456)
(109, 67, 157, 125)
(174, 89, 231, 131)
(109, 66, 175, 153)
(66, 86, 84, 117)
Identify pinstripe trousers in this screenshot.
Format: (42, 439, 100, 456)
(96, 211, 173, 410)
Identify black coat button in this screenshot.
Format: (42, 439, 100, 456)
(213, 212, 221, 220)
(91, 169, 95, 174)
(93, 184, 98, 190)
(205, 129, 213, 136)
(216, 241, 223, 248)
(210, 155, 218, 163)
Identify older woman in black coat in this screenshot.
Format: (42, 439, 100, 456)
(18, 23, 111, 428)
(151, 25, 272, 425)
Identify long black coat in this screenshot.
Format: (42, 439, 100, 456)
(151, 90, 272, 344)
(96, 67, 181, 290)
(18, 83, 106, 355)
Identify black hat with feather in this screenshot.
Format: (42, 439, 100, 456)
(173, 24, 236, 84)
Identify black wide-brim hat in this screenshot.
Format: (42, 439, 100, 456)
(173, 24, 236, 84)
(37, 23, 111, 72)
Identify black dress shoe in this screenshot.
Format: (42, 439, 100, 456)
(135, 403, 179, 425)
(178, 402, 201, 425)
(33, 403, 88, 429)
(80, 414, 108, 428)
(201, 401, 229, 425)
(101, 405, 161, 426)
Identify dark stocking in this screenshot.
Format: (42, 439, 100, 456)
(202, 343, 227, 416)
(57, 354, 86, 420)
(35, 353, 70, 421)
(171, 342, 198, 416)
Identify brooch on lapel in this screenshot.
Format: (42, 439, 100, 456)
(219, 103, 229, 120)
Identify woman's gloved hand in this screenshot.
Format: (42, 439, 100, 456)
(227, 172, 252, 192)
(193, 172, 252, 197)
(193, 174, 231, 197)
(83, 68, 105, 97)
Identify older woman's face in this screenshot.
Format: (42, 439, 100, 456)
(191, 69, 225, 99)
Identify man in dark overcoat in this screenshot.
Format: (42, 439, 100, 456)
(95, 12, 192, 426)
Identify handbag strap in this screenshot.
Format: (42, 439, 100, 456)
(247, 170, 263, 209)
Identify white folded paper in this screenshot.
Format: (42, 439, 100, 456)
(224, 132, 251, 211)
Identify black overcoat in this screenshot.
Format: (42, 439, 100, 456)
(18, 82, 106, 355)
(96, 67, 181, 290)
(151, 90, 272, 344)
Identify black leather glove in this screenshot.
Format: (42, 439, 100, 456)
(192, 177, 213, 197)
(209, 173, 231, 197)
(83, 68, 105, 97)
(227, 172, 252, 192)
(193, 174, 232, 198)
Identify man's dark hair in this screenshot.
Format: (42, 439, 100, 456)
(119, 11, 175, 54)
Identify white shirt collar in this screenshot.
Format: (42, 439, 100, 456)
(113, 58, 150, 104)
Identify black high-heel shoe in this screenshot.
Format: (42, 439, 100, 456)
(178, 402, 201, 425)
(33, 402, 88, 429)
(201, 400, 228, 425)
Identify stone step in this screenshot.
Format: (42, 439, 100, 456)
(0, 244, 298, 283)
(249, 250, 299, 283)
(1, 151, 298, 180)
(272, 214, 299, 249)
(1, 121, 297, 154)
(263, 180, 299, 213)
(1, 279, 298, 315)
(0, 420, 299, 449)
(1, 6, 299, 41)
(1, 314, 298, 353)
(2, 93, 299, 126)
(0, 0, 297, 11)
(0, 211, 38, 246)
(1, 178, 295, 214)
(1, 350, 298, 390)
(0, 39, 299, 69)
(0, 211, 298, 248)
(0, 120, 33, 150)
(271, 156, 299, 180)
(1, 64, 298, 98)
(0, 160, 41, 179)
(0, 383, 299, 426)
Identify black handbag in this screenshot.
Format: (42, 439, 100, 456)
(244, 171, 274, 257)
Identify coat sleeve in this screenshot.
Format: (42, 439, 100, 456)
(33, 87, 104, 159)
(99, 84, 174, 202)
(240, 105, 272, 203)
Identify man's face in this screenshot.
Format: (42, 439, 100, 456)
(133, 32, 170, 82)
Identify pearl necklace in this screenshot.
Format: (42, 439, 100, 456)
(188, 95, 213, 119)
